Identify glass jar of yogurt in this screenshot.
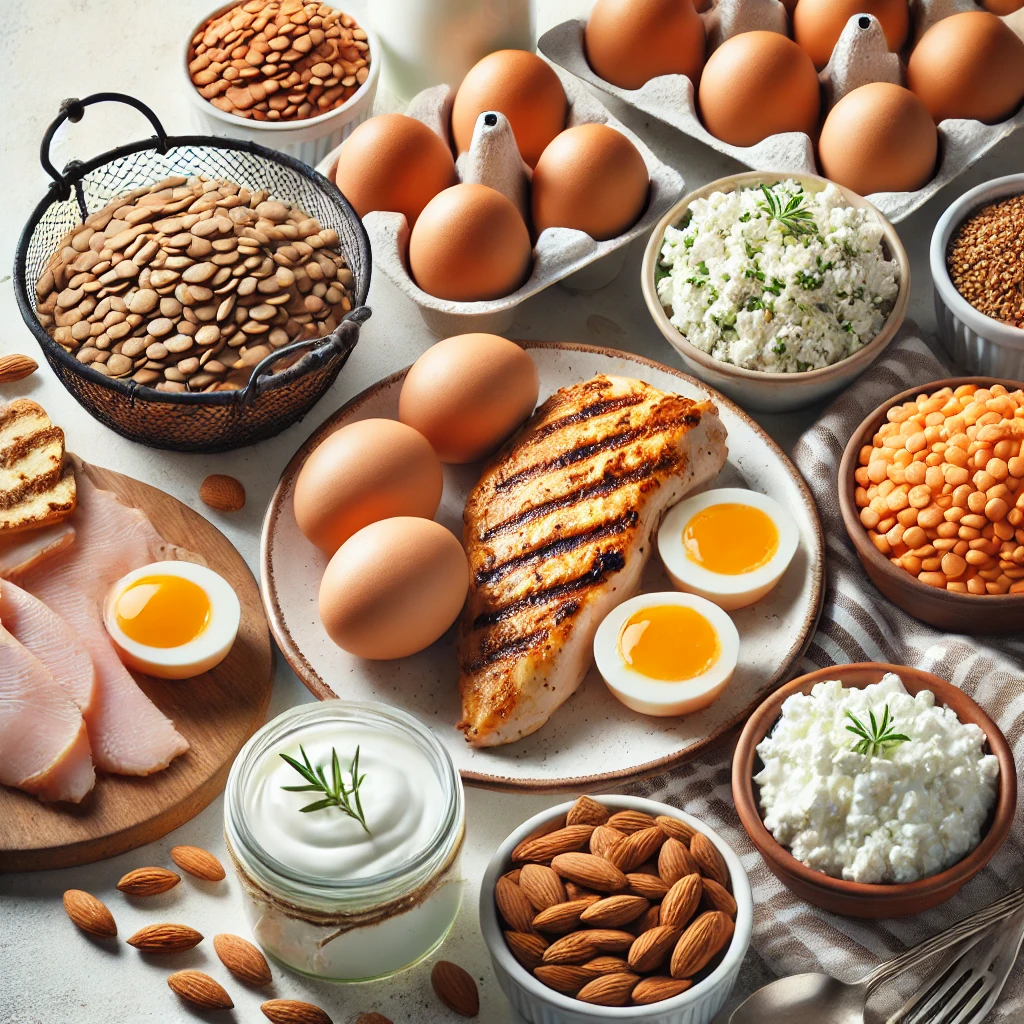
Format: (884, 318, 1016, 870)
(224, 701, 465, 981)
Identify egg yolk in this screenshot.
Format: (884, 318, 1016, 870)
(617, 605, 720, 682)
(116, 575, 211, 648)
(683, 503, 779, 575)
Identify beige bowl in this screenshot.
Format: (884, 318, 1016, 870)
(641, 171, 910, 413)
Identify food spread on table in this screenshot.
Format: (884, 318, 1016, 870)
(6, 1, 1024, 1021)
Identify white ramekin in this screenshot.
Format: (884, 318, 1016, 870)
(479, 795, 753, 1024)
(931, 174, 1024, 379)
(183, 2, 380, 167)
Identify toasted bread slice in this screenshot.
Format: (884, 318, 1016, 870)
(0, 400, 77, 533)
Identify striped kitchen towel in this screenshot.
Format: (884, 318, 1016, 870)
(634, 327, 1024, 1018)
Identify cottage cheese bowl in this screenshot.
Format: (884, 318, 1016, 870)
(642, 172, 910, 413)
(732, 663, 1016, 918)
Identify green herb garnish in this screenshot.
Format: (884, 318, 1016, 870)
(757, 185, 818, 238)
(280, 745, 370, 832)
(844, 706, 910, 758)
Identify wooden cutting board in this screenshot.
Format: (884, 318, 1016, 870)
(0, 462, 273, 871)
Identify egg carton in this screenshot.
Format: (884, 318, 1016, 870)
(538, 0, 1024, 225)
(316, 68, 685, 337)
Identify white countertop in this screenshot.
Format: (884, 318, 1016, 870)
(1, 2, 1020, 1022)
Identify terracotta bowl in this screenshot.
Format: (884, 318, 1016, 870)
(838, 377, 1024, 634)
(732, 663, 1016, 919)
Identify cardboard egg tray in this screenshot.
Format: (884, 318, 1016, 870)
(317, 68, 685, 337)
(538, 0, 1024, 225)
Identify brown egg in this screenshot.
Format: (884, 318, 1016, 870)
(399, 334, 539, 463)
(319, 517, 469, 660)
(333, 114, 458, 227)
(793, 0, 910, 70)
(818, 83, 937, 196)
(451, 50, 567, 168)
(981, 0, 1024, 13)
(908, 12, 1024, 124)
(531, 125, 650, 241)
(409, 184, 532, 302)
(698, 32, 821, 147)
(584, 0, 706, 90)
(293, 418, 443, 556)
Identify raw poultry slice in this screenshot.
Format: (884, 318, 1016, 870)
(458, 375, 729, 747)
(0, 521, 75, 578)
(0, 623, 95, 803)
(14, 462, 189, 775)
(0, 579, 95, 713)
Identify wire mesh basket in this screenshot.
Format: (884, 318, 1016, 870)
(13, 92, 372, 453)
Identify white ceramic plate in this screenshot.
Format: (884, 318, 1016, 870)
(261, 343, 824, 791)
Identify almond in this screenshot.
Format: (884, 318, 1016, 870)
(550, 853, 627, 893)
(542, 930, 600, 965)
(116, 866, 181, 896)
(199, 474, 246, 513)
(505, 931, 549, 971)
(533, 898, 600, 934)
(170, 845, 226, 881)
(658, 837, 699, 886)
(214, 933, 272, 985)
(354, 1015, 392, 1024)
(607, 826, 666, 872)
(0, 354, 38, 384)
(512, 824, 595, 864)
(626, 872, 669, 901)
(632, 905, 663, 935)
(690, 832, 729, 887)
(579, 895, 650, 928)
(631, 976, 693, 1005)
(261, 998, 333, 1023)
(661, 873, 703, 928)
(534, 964, 600, 995)
(502, 868, 522, 886)
(495, 876, 537, 933)
(628, 924, 682, 974)
(519, 814, 567, 845)
(670, 911, 735, 980)
(590, 825, 626, 859)
(655, 815, 697, 845)
(431, 960, 479, 1017)
(63, 889, 116, 938)
(607, 809, 657, 834)
(565, 882, 598, 901)
(168, 970, 233, 1010)
(581, 929, 636, 952)
(583, 956, 631, 975)
(519, 864, 567, 911)
(577, 972, 640, 1007)
(701, 877, 738, 917)
(127, 922, 203, 952)
(566, 795, 610, 827)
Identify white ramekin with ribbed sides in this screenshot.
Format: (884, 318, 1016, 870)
(480, 795, 753, 1024)
(183, 3, 380, 167)
(931, 174, 1024, 380)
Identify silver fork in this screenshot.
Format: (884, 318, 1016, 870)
(889, 906, 1024, 1024)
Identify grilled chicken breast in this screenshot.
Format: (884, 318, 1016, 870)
(457, 375, 728, 748)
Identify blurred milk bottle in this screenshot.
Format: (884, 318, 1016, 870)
(368, 0, 535, 100)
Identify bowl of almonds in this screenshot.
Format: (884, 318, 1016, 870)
(480, 795, 752, 1023)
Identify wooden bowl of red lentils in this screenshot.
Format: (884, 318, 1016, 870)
(838, 377, 1024, 634)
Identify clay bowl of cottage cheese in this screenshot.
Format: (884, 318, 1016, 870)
(732, 662, 1015, 918)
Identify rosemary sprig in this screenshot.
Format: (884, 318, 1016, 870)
(757, 184, 818, 238)
(844, 706, 910, 758)
(280, 744, 370, 833)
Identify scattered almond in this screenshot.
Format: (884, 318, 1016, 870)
(167, 970, 233, 1010)
(214, 933, 272, 986)
(199, 474, 246, 513)
(519, 863, 567, 911)
(625, 871, 669, 901)
(170, 845, 226, 881)
(658, 837, 699, 886)
(607, 826, 666, 873)
(63, 889, 117, 938)
(628, 924, 682, 974)
(576, 971, 640, 1007)
(566, 795, 610, 827)
(431, 960, 480, 1017)
(0, 353, 38, 384)
(127, 922, 203, 952)
(512, 824, 595, 864)
(655, 815, 697, 845)
(116, 866, 181, 897)
(495, 875, 537, 933)
(661, 873, 703, 928)
(584, 955, 631, 975)
(670, 911, 735, 980)
(579, 894, 649, 929)
(590, 824, 626, 859)
(606, 809, 657, 834)
(505, 930, 549, 971)
(690, 832, 729, 887)
(701, 877, 738, 917)
(632, 976, 693, 1005)
(261, 998, 333, 1024)
(550, 853, 627, 894)
(533, 898, 600, 934)
(533, 965, 600, 995)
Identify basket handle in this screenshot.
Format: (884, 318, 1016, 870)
(238, 305, 373, 404)
(40, 92, 170, 200)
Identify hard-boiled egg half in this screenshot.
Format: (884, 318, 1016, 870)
(593, 592, 739, 717)
(103, 561, 240, 679)
(658, 488, 797, 611)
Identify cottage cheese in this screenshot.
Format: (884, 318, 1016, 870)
(656, 180, 899, 373)
(754, 674, 999, 884)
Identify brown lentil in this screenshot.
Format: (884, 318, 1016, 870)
(946, 194, 1024, 328)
